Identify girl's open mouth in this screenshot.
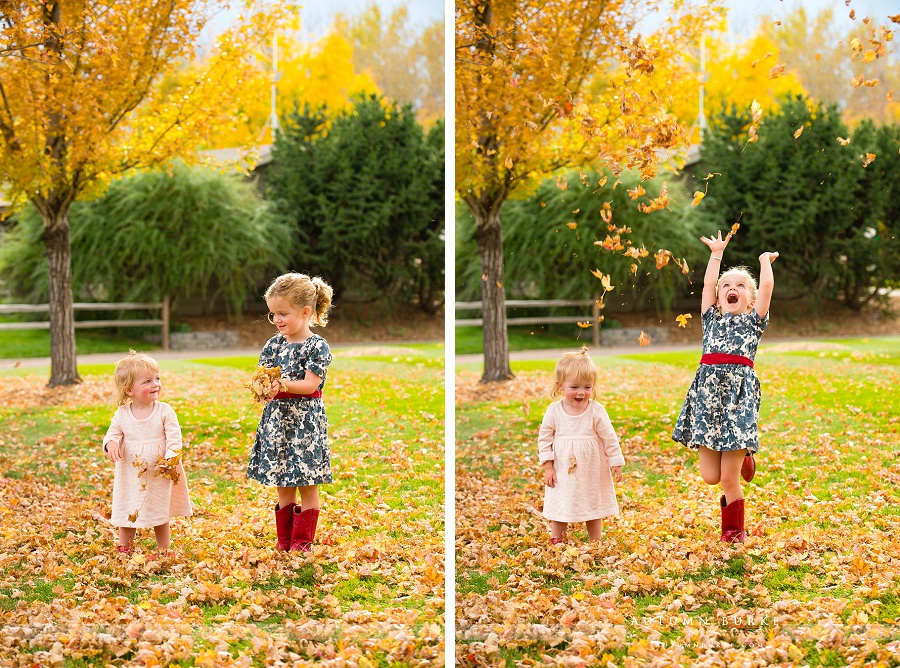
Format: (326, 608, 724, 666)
(727, 293, 739, 304)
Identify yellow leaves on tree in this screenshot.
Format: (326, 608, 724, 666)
(0, 0, 290, 386)
(455, 0, 723, 380)
(207, 32, 380, 148)
(675, 33, 804, 145)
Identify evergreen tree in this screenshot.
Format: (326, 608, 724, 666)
(0, 161, 288, 315)
(702, 95, 900, 309)
(268, 95, 444, 313)
(457, 169, 716, 315)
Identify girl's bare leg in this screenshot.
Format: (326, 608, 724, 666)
(720, 450, 746, 503)
(698, 446, 722, 485)
(297, 485, 320, 510)
(277, 486, 298, 509)
(550, 520, 568, 541)
(153, 522, 171, 550)
(119, 526, 136, 548)
(585, 518, 603, 541)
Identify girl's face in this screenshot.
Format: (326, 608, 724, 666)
(266, 295, 312, 341)
(126, 369, 160, 406)
(560, 375, 593, 412)
(718, 272, 754, 315)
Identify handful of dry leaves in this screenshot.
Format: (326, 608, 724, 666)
(156, 453, 182, 484)
(246, 366, 283, 402)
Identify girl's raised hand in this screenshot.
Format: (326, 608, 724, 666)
(700, 230, 730, 254)
(759, 251, 779, 263)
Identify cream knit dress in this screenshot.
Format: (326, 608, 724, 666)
(102, 402, 193, 528)
(538, 400, 624, 523)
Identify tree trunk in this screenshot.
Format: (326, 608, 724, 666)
(44, 210, 81, 386)
(472, 205, 513, 382)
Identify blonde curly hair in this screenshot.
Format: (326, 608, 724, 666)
(113, 350, 159, 406)
(265, 273, 334, 327)
(551, 346, 598, 399)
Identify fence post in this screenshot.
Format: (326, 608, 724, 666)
(591, 294, 600, 347)
(161, 296, 170, 350)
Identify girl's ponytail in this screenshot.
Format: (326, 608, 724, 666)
(310, 277, 333, 327)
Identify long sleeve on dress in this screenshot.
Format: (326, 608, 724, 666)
(102, 410, 124, 453)
(161, 403, 183, 459)
(537, 409, 557, 463)
(593, 404, 625, 468)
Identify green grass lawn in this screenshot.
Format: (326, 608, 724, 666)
(0, 328, 157, 359)
(0, 344, 445, 665)
(456, 336, 900, 666)
(456, 325, 596, 355)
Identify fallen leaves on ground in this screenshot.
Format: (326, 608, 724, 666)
(456, 345, 900, 666)
(0, 354, 444, 665)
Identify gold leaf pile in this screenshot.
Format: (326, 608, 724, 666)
(245, 366, 282, 402)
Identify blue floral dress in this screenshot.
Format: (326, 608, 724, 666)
(672, 306, 769, 454)
(247, 333, 333, 486)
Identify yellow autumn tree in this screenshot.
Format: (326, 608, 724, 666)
(456, 0, 725, 381)
(0, 1, 288, 386)
(672, 31, 806, 143)
(209, 31, 381, 148)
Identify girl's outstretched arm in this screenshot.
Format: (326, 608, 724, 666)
(699, 231, 730, 312)
(755, 252, 779, 317)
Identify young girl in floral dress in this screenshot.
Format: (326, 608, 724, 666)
(247, 273, 334, 552)
(672, 231, 778, 543)
(538, 349, 625, 544)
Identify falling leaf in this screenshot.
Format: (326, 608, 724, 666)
(630, 264, 638, 275)
(567, 455, 577, 475)
(676, 314, 693, 328)
(576, 321, 592, 329)
(654, 249, 672, 269)
(769, 63, 786, 79)
(601, 275, 614, 291)
(128, 509, 139, 523)
(496, 281, 503, 288)
(794, 126, 804, 139)
(838, 137, 851, 145)
(730, 221, 741, 237)
(597, 176, 608, 187)
(638, 331, 651, 346)
(579, 171, 589, 186)
(567, 222, 577, 229)
(888, 90, 895, 102)
(627, 185, 646, 200)
(849, 8, 855, 19)
(556, 175, 568, 191)
(863, 153, 876, 167)
(504, 156, 513, 169)
(521, 398, 530, 416)
(691, 191, 705, 206)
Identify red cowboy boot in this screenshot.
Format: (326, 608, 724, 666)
(741, 453, 756, 482)
(720, 495, 746, 544)
(290, 507, 320, 552)
(274, 502, 296, 551)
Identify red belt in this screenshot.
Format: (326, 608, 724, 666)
(274, 390, 322, 399)
(701, 353, 754, 368)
